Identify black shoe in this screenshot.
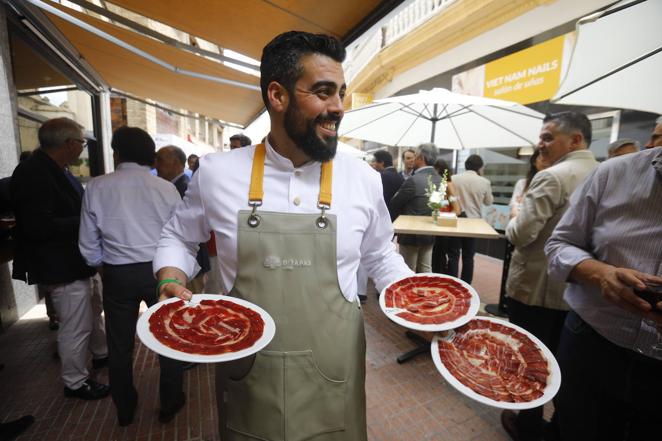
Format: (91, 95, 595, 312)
(0, 415, 34, 440)
(117, 390, 138, 427)
(501, 410, 520, 441)
(158, 394, 185, 423)
(92, 357, 108, 370)
(64, 379, 110, 400)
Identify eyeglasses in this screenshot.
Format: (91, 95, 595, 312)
(72, 138, 88, 148)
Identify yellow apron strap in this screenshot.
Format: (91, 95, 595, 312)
(248, 143, 266, 204)
(318, 161, 332, 208)
(248, 142, 333, 208)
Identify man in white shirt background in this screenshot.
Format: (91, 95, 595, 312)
(449, 154, 494, 283)
(79, 127, 185, 427)
(153, 30, 411, 440)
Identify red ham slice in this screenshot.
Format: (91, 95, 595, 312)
(438, 319, 549, 403)
(148, 299, 264, 355)
(385, 275, 472, 324)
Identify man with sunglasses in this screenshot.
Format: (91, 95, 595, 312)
(11, 117, 109, 401)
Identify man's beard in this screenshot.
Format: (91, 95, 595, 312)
(284, 101, 339, 162)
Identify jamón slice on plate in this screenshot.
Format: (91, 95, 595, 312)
(379, 273, 479, 331)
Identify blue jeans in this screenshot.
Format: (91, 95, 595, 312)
(556, 311, 662, 441)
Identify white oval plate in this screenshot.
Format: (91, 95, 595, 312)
(379, 273, 480, 332)
(431, 316, 561, 410)
(137, 294, 275, 363)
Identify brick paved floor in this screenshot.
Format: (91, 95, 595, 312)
(1, 255, 509, 441)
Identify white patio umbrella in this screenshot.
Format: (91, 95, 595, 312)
(552, 0, 662, 114)
(338, 88, 544, 150)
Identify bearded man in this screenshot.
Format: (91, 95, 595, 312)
(153, 31, 412, 440)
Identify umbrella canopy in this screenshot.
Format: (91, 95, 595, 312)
(339, 88, 544, 150)
(552, 0, 662, 114)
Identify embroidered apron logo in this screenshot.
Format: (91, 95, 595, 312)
(263, 255, 312, 270)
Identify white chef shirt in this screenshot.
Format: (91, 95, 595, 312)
(79, 162, 181, 266)
(153, 140, 412, 302)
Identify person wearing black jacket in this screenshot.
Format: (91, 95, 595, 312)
(155, 146, 211, 293)
(11, 117, 108, 401)
(371, 150, 404, 220)
(389, 143, 441, 273)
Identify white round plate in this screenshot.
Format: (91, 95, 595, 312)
(379, 273, 480, 332)
(431, 316, 561, 410)
(136, 294, 275, 363)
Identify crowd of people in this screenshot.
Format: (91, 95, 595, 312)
(1, 28, 661, 441)
(368, 112, 661, 441)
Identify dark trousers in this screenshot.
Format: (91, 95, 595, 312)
(507, 298, 567, 441)
(556, 311, 662, 441)
(431, 237, 452, 274)
(446, 236, 475, 283)
(102, 262, 183, 420)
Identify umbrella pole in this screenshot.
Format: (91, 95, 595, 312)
(430, 104, 438, 143)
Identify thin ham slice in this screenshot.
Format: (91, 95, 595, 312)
(149, 299, 264, 355)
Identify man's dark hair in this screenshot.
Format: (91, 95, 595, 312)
(187, 154, 199, 162)
(373, 150, 393, 167)
(111, 126, 155, 166)
(416, 143, 438, 166)
(260, 31, 346, 108)
(543, 111, 592, 146)
(230, 133, 252, 146)
(465, 154, 484, 172)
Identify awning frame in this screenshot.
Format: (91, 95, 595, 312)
(64, 0, 260, 72)
(23, 0, 260, 92)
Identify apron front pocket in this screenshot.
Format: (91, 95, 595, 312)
(285, 350, 347, 440)
(225, 350, 347, 441)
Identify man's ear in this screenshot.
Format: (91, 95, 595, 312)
(570, 131, 584, 149)
(267, 81, 288, 113)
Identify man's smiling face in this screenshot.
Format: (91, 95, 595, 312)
(283, 53, 346, 162)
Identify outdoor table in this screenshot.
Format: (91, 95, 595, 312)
(391, 215, 500, 364)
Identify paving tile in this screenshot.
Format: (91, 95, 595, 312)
(1, 255, 507, 441)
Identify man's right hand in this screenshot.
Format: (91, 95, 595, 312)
(156, 267, 192, 302)
(572, 259, 662, 324)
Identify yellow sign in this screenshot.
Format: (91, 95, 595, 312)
(483, 35, 565, 104)
(351, 92, 373, 109)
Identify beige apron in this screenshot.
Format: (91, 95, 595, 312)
(216, 144, 367, 441)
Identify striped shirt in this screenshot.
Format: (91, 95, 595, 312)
(545, 147, 662, 360)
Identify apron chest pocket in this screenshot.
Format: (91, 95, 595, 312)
(227, 350, 347, 441)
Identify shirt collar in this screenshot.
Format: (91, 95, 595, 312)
(413, 165, 433, 174)
(171, 172, 185, 184)
(116, 162, 151, 171)
(652, 147, 662, 175)
(264, 137, 320, 173)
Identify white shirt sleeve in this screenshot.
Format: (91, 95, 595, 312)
(361, 171, 413, 292)
(153, 168, 210, 278)
(78, 180, 103, 267)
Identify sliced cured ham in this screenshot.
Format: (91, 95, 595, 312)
(384, 275, 472, 325)
(148, 299, 264, 355)
(437, 319, 549, 403)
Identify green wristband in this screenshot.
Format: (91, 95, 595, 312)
(156, 278, 183, 297)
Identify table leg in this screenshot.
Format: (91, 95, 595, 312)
(396, 331, 431, 364)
